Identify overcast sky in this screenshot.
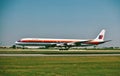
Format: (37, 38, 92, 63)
(0, 0, 120, 47)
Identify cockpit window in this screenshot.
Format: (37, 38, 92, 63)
(17, 40, 21, 42)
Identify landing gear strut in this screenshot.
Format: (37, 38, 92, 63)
(22, 46, 25, 49)
(59, 47, 70, 50)
(93, 45, 98, 49)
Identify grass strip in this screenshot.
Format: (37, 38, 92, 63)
(0, 56, 120, 76)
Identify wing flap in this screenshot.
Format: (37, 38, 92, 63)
(70, 40, 92, 46)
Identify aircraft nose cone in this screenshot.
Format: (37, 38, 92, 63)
(15, 40, 21, 44)
(15, 41, 18, 44)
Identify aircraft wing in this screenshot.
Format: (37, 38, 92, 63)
(61, 40, 92, 47)
(68, 40, 111, 46)
(54, 40, 91, 47)
(73, 40, 92, 46)
(52, 40, 111, 47)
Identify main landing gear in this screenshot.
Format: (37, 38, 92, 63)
(58, 47, 70, 50)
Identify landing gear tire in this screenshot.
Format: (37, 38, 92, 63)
(59, 47, 70, 50)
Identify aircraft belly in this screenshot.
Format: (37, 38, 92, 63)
(16, 42, 54, 46)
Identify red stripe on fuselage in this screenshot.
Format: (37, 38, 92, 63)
(19, 39, 102, 45)
(20, 40, 74, 43)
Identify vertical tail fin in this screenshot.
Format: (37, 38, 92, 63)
(95, 29, 105, 41)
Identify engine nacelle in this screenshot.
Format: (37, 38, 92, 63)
(56, 43, 75, 47)
(56, 43, 65, 47)
(67, 43, 75, 46)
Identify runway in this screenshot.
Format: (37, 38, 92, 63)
(0, 54, 120, 56)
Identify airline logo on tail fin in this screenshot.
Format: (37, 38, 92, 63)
(95, 29, 105, 41)
(98, 35, 103, 39)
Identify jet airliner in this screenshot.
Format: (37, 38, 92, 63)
(15, 29, 111, 50)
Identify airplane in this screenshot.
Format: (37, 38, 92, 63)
(15, 29, 111, 50)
